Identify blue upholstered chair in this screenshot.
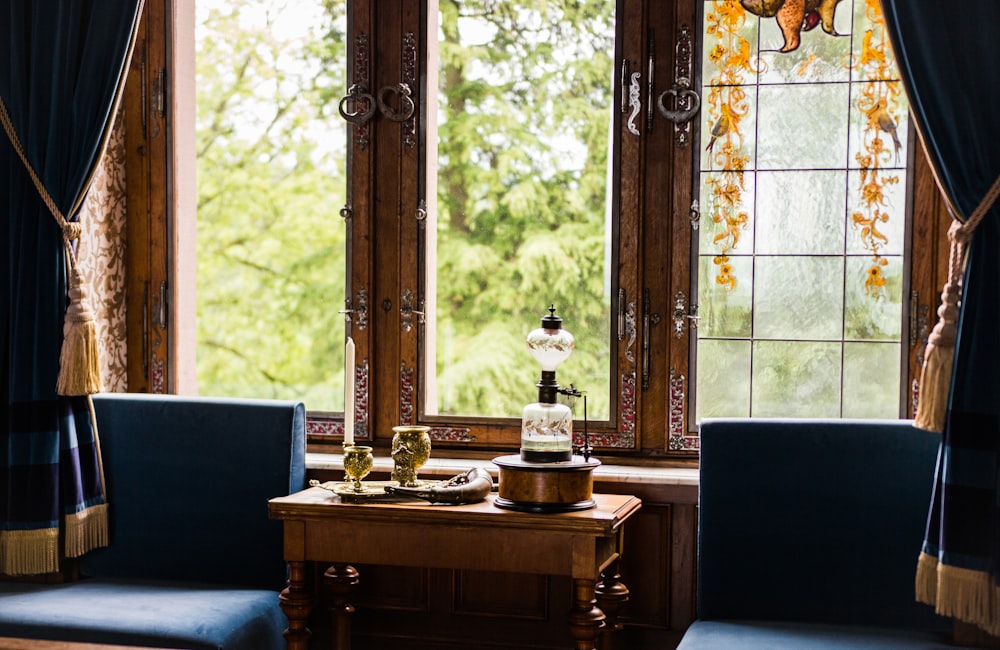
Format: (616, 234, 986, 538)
(678, 418, 975, 650)
(0, 394, 305, 650)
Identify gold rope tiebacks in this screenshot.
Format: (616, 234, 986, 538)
(0, 94, 102, 396)
(914, 172, 1000, 432)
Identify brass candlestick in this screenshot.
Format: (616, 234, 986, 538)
(342, 445, 374, 492)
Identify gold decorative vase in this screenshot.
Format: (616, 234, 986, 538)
(342, 445, 374, 492)
(391, 425, 432, 487)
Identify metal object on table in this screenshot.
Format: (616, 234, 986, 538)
(341, 444, 374, 493)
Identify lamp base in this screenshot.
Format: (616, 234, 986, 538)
(492, 454, 600, 513)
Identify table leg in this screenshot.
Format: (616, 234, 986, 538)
(279, 560, 313, 650)
(324, 563, 360, 650)
(569, 577, 606, 650)
(595, 559, 630, 650)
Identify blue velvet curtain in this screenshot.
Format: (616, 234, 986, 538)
(881, 0, 1000, 636)
(1, 0, 143, 574)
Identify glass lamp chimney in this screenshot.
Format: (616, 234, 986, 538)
(521, 306, 575, 462)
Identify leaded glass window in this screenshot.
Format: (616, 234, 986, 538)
(696, 0, 909, 419)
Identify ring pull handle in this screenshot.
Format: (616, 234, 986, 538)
(377, 82, 415, 122)
(338, 84, 376, 125)
(656, 85, 700, 125)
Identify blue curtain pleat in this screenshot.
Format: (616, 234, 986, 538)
(882, 0, 1000, 634)
(1, 0, 142, 574)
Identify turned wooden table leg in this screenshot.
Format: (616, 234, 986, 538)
(279, 560, 313, 650)
(324, 563, 360, 650)
(595, 558, 630, 650)
(569, 577, 606, 650)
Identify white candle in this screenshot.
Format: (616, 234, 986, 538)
(344, 337, 355, 446)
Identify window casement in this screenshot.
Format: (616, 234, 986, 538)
(125, 0, 948, 459)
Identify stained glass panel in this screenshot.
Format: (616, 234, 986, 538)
(695, 0, 909, 423)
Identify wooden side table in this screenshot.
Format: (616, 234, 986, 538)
(268, 488, 641, 650)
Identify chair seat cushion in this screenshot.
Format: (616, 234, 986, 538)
(0, 579, 284, 650)
(677, 620, 974, 650)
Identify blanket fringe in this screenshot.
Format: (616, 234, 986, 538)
(64, 502, 109, 558)
(0, 528, 60, 576)
(917, 552, 1000, 637)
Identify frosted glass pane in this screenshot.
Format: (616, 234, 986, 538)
(847, 169, 906, 255)
(757, 84, 850, 170)
(754, 256, 844, 340)
(843, 342, 901, 418)
(756, 171, 846, 255)
(752, 340, 841, 417)
(696, 339, 751, 420)
(849, 81, 908, 171)
(844, 256, 903, 340)
(757, 4, 853, 84)
(699, 255, 753, 337)
(699, 171, 755, 254)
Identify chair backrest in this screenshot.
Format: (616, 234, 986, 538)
(80, 394, 306, 590)
(697, 418, 947, 630)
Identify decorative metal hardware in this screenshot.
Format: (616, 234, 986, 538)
(646, 31, 655, 132)
(402, 32, 417, 148)
(671, 291, 698, 338)
(620, 59, 629, 114)
(627, 71, 642, 136)
(400, 288, 425, 332)
(339, 288, 369, 330)
(338, 83, 376, 125)
(641, 288, 661, 390)
(689, 199, 700, 230)
(617, 288, 626, 341)
(415, 199, 427, 221)
(660, 24, 697, 146)
(624, 299, 637, 363)
(151, 68, 166, 138)
(340, 204, 353, 221)
(349, 32, 372, 149)
(377, 82, 415, 122)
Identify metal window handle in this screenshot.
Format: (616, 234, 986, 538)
(377, 82, 415, 122)
(338, 84, 376, 125)
(657, 86, 700, 125)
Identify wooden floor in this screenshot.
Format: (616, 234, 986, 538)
(0, 639, 179, 650)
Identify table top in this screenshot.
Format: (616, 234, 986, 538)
(269, 487, 641, 537)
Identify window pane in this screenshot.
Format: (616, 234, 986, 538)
(195, 0, 347, 410)
(696, 0, 909, 422)
(427, 1, 616, 420)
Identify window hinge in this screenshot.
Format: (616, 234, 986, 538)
(672, 290, 698, 338)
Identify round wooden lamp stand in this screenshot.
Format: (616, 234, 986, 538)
(492, 454, 601, 513)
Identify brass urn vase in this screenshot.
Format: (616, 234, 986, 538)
(391, 425, 432, 487)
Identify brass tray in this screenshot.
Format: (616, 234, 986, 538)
(308, 479, 441, 503)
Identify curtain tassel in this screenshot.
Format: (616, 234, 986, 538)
(914, 220, 966, 433)
(57, 264, 103, 396)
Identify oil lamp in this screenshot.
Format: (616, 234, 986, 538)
(520, 306, 575, 462)
(493, 306, 600, 513)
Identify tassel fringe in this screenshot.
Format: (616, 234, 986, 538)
(917, 552, 1000, 637)
(57, 269, 103, 396)
(0, 528, 60, 576)
(64, 503, 109, 558)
